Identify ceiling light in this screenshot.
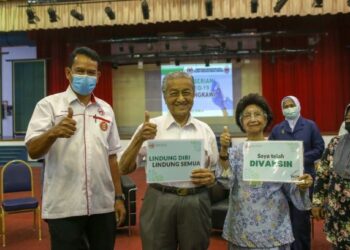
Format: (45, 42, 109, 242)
(251, 0, 258, 13)
(70, 9, 84, 21)
(128, 45, 134, 54)
(26, 8, 40, 24)
(105, 6, 115, 20)
(47, 7, 59, 22)
(312, 0, 323, 7)
(141, 0, 150, 20)
(205, 0, 213, 16)
(273, 0, 288, 13)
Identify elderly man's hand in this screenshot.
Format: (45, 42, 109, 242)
(115, 200, 126, 227)
(191, 168, 215, 186)
(296, 173, 313, 191)
(136, 111, 157, 142)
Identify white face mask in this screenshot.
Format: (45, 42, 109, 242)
(283, 107, 299, 119)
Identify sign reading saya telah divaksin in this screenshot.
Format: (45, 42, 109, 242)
(242, 141, 304, 183)
(146, 139, 204, 183)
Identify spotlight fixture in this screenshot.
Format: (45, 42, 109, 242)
(141, 0, 150, 20)
(104, 6, 115, 20)
(70, 9, 84, 21)
(128, 45, 134, 54)
(237, 41, 243, 50)
(47, 7, 59, 23)
(147, 43, 154, 51)
(138, 60, 143, 69)
(26, 8, 40, 24)
(273, 0, 288, 13)
(225, 58, 231, 63)
(204, 59, 210, 67)
(205, 0, 213, 16)
(156, 60, 161, 67)
(112, 62, 118, 69)
(251, 0, 258, 13)
(175, 59, 180, 66)
(312, 0, 323, 7)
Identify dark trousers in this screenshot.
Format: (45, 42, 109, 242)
(140, 186, 211, 250)
(289, 202, 311, 250)
(47, 212, 116, 250)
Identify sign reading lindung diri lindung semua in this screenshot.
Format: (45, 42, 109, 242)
(146, 139, 204, 183)
(243, 141, 304, 183)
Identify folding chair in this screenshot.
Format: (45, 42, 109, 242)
(0, 160, 42, 247)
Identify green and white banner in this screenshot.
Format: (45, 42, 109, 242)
(146, 139, 204, 183)
(243, 141, 303, 183)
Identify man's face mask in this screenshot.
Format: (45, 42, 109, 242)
(71, 74, 97, 96)
(282, 107, 299, 120)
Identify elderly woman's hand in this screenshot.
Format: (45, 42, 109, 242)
(220, 126, 231, 149)
(191, 168, 215, 186)
(296, 173, 313, 191)
(311, 206, 325, 220)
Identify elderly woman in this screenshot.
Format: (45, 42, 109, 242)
(217, 93, 313, 250)
(312, 104, 350, 249)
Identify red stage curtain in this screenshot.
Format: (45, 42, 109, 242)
(262, 29, 350, 133)
(29, 29, 113, 105)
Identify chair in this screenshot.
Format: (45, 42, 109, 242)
(0, 160, 42, 247)
(118, 175, 137, 236)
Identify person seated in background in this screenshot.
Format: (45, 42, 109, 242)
(218, 93, 313, 250)
(312, 104, 350, 250)
(269, 95, 324, 250)
(118, 71, 218, 250)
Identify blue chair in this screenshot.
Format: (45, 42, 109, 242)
(0, 160, 42, 247)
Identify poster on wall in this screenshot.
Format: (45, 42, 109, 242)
(161, 63, 234, 117)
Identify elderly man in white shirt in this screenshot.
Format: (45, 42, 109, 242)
(119, 71, 218, 250)
(25, 47, 125, 250)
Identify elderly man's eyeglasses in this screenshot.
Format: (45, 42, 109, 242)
(241, 112, 265, 120)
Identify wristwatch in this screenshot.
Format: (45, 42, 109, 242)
(115, 194, 125, 201)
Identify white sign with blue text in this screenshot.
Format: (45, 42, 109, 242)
(146, 139, 204, 183)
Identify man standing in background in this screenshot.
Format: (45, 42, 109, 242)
(269, 95, 324, 250)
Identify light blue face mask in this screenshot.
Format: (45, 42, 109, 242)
(71, 74, 97, 96)
(282, 107, 299, 120)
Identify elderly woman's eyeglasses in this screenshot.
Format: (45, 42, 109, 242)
(241, 112, 265, 121)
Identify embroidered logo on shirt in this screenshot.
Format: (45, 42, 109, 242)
(100, 121, 108, 131)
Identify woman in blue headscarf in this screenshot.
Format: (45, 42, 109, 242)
(312, 104, 350, 249)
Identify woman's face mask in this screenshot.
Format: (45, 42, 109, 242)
(71, 74, 97, 96)
(282, 107, 299, 120)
